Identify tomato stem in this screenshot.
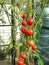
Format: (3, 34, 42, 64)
(27, 47, 31, 65)
(33, 0, 36, 20)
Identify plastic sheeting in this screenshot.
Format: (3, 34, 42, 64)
(37, 4, 49, 61)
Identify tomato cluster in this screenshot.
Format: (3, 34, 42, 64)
(22, 14, 34, 26)
(17, 54, 26, 65)
(27, 40, 37, 51)
(21, 14, 34, 36)
(21, 28, 34, 36)
(21, 14, 37, 51)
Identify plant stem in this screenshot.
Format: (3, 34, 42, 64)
(33, 0, 36, 20)
(27, 47, 31, 65)
(11, 0, 16, 65)
(27, 0, 32, 19)
(38, 0, 48, 21)
(35, 0, 48, 30)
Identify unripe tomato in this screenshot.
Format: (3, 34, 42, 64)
(28, 40, 35, 46)
(22, 21, 27, 26)
(20, 54, 26, 59)
(21, 28, 27, 34)
(27, 18, 34, 26)
(32, 45, 37, 51)
(27, 29, 34, 36)
(22, 14, 27, 19)
(17, 60, 24, 65)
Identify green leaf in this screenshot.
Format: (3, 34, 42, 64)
(37, 58, 44, 65)
(35, 19, 43, 30)
(8, 43, 13, 49)
(0, 0, 10, 3)
(47, 14, 49, 17)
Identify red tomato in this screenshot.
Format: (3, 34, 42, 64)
(17, 60, 24, 65)
(20, 54, 26, 59)
(23, 64, 26, 65)
(27, 18, 34, 26)
(22, 21, 27, 26)
(20, 58, 24, 62)
(21, 28, 27, 34)
(32, 45, 37, 51)
(27, 30, 34, 36)
(22, 14, 27, 19)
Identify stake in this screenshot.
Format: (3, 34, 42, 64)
(11, 0, 16, 65)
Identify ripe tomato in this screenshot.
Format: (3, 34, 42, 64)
(17, 60, 24, 65)
(27, 29, 34, 36)
(32, 45, 37, 51)
(21, 28, 27, 34)
(20, 58, 24, 62)
(22, 14, 27, 19)
(23, 64, 26, 65)
(27, 18, 34, 26)
(20, 54, 26, 59)
(28, 40, 35, 46)
(22, 21, 27, 26)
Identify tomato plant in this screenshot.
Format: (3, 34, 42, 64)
(0, 0, 48, 65)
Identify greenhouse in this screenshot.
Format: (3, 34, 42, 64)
(0, 0, 49, 65)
